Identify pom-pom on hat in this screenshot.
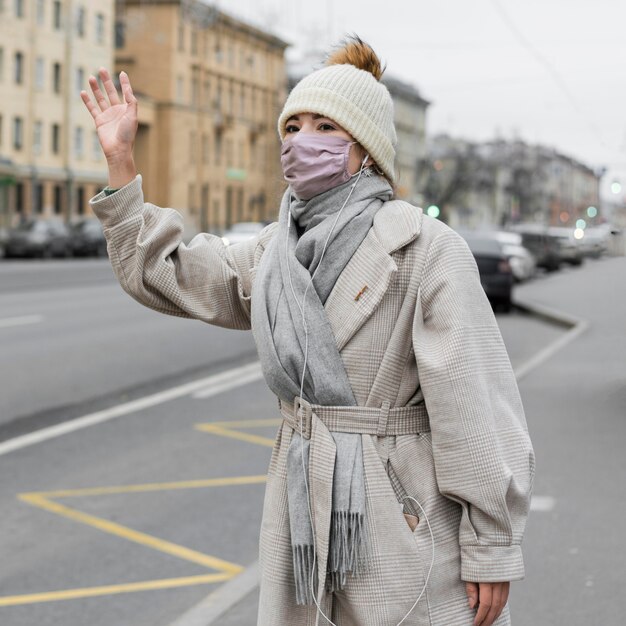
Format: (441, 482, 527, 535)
(278, 36, 397, 183)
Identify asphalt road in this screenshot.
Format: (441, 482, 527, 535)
(1, 257, 622, 625)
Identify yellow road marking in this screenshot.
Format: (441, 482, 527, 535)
(205, 419, 283, 428)
(24, 474, 268, 499)
(0, 573, 233, 607)
(196, 424, 276, 447)
(19, 494, 243, 575)
(195, 418, 282, 448)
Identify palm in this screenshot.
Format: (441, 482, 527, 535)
(94, 102, 136, 156)
(80, 69, 138, 161)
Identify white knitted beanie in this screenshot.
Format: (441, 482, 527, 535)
(278, 55, 397, 183)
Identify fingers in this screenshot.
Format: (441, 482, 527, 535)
(98, 67, 121, 106)
(472, 582, 510, 626)
(80, 90, 99, 120)
(465, 582, 479, 610)
(473, 583, 492, 626)
(119, 71, 137, 109)
(88, 75, 109, 111)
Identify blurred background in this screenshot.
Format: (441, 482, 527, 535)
(0, 1, 625, 625)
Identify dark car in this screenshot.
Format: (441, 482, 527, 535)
(458, 232, 514, 312)
(507, 224, 561, 271)
(4, 219, 72, 258)
(70, 218, 108, 257)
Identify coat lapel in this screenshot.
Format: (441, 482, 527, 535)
(325, 200, 423, 352)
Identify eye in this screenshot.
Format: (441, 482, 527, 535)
(285, 124, 299, 133)
(318, 123, 336, 131)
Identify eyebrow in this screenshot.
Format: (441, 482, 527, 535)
(286, 114, 327, 123)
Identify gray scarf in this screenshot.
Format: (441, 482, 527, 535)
(251, 173, 393, 604)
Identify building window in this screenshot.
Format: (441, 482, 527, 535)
(53, 1, 62, 30)
(202, 134, 209, 164)
(51, 123, 60, 154)
(203, 79, 210, 107)
(14, 52, 23, 84)
(33, 120, 43, 154)
(191, 77, 199, 106)
(53, 184, 62, 214)
(177, 22, 184, 52)
(75, 67, 84, 95)
(176, 76, 184, 103)
(35, 57, 45, 90)
(191, 29, 197, 55)
(76, 186, 85, 215)
(76, 6, 85, 37)
(226, 186, 233, 227)
(35, 183, 44, 213)
(13, 116, 23, 150)
(115, 19, 125, 49)
(92, 130, 101, 160)
(95, 13, 105, 44)
(188, 183, 195, 213)
(189, 131, 196, 164)
(15, 182, 24, 214)
(0, 47, 4, 83)
(214, 132, 222, 165)
(53, 62, 61, 93)
(36, 0, 44, 25)
(14, 0, 24, 18)
(74, 126, 83, 158)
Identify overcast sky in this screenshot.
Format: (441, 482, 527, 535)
(216, 0, 626, 201)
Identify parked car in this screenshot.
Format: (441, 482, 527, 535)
(578, 226, 610, 258)
(491, 231, 537, 282)
(4, 219, 72, 258)
(547, 227, 584, 266)
(507, 224, 561, 272)
(70, 217, 108, 257)
(457, 231, 514, 312)
(221, 221, 266, 246)
(0, 227, 8, 258)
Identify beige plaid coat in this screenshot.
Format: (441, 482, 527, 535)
(90, 176, 534, 626)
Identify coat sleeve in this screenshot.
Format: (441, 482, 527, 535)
(412, 228, 535, 582)
(89, 174, 276, 329)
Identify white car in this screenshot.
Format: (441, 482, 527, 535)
(493, 231, 537, 282)
(221, 222, 267, 246)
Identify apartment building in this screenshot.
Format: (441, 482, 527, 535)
(0, 0, 114, 227)
(115, 0, 288, 235)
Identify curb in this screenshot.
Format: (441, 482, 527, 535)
(168, 297, 589, 626)
(168, 562, 259, 626)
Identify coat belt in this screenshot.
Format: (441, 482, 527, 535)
(278, 396, 430, 439)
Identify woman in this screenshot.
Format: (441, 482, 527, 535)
(81, 37, 534, 626)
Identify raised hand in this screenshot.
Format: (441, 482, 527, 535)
(80, 68, 138, 189)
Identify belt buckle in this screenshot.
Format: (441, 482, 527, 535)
(293, 396, 312, 439)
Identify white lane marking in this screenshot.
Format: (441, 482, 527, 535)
(0, 315, 44, 329)
(192, 365, 263, 398)
(169, 562, 260, 626)
(513, 298, 589, 382)
(0, 362, 263, 457)
(530, 496, 555, 512)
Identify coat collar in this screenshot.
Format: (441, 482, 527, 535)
(325, 200, 423, 351)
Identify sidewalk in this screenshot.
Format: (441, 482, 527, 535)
(173, 256, 626, 626)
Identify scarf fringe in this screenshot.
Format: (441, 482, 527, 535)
(293, 544, 316, 605)
(327, 510, 365, 593)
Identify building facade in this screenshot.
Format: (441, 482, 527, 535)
(0, 0, 114, 228)
(115, 0, 288, 236)
(421, 134, 602, 229)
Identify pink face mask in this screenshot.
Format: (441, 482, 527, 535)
(280, 133, 355, 200)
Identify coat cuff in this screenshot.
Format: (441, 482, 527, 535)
(89, 175, 144, 229)
(460, 544, 525, 582)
